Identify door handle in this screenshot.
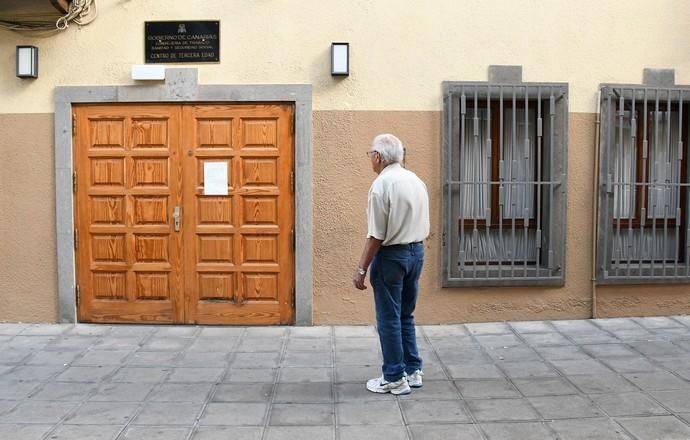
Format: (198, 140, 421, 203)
(173, 207, 181, 232)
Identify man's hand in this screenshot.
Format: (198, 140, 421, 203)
(352, 269, 367, 290)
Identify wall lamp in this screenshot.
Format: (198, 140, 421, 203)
(16, 46, 38, 79)
(331, 42, 349, 76)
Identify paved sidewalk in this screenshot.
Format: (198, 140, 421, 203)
(1, 317, 690, 439)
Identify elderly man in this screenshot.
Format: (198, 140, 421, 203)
(352, 133, 430, 395)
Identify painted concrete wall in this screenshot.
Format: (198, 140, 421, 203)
(1, 0, 690, 322)
(1, 0, 690, 113)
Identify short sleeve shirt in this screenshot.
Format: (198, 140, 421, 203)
(367, 163, 430, 246)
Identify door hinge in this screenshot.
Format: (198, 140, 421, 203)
(75, 285, 80, 305)
(72, 114, 76, 135)
(290, 171, 294, 192)
(74, 228, 78, 250)
(72, 171, 77, 194)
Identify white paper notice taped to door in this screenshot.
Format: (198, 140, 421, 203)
(204, 162, 228, 195)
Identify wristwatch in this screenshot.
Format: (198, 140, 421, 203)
(356, 266, 367, 276)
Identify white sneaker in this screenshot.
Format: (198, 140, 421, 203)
(366, 376, 411, 395)
(406, 369, 424, 388)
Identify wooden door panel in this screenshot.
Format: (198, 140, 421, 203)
(75, 105, 183, 323)
(183, 104, 294, 325)
(75, 103, 294, 325)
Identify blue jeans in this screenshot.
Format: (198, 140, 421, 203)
(370, 242, 424, 382)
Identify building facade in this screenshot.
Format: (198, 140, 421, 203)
(1, 0, 690, 325)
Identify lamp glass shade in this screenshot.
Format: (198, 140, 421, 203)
(17, 46, 38, 78)
(331, 43, 349, 76)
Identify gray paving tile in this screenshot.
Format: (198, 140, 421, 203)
(428, 336, 477, 350)
(0, 348, 32, 364)
(437, 349, 492, 365)
(335, 350, 381, 365)
(108, 326, 157, 337)
(282, 351, 332, 367)
(649, 390, 690, 412)
(131, 402, 203, 425)
(0, 365, 65, 381)
(602, 357, 662, 373)
(400, 400, 471, 424)
(0, 323, 31, 335)
(20, 324, 71, 336)
(126, 351, 179, 366)
(567, 334, 621, 345)
(141, 337, 190, 352)
(485, 346, 541, 362)
(266, 426, 334, 440)
(278, 367, 332, 383)
(337, 400, 404, 425)
(26, 350, 83, 365)
(29, 381, 97, 401)
(199, 402, 267, 426)
(591, 392, 669, 416)
(551, 320, 602, 334)
(238, 337, 284, 352)
(593, 318, 642, 331)
(0, 400, 18, 415)
(339, 425, 408, 440)
(66, 324, 114, 337)
(398, 380, 461, 400)
(63, 401, 138, 425)
(567, 374, 639, 394)
(629, 340, 681, 357)
(497, 361, 560, 378)
(581, 344, 638, 358)
(72, 350, 130, 366)
(269, 403, 333, 426)
(186, 337, 240, 352)
(455, 379, 520, 398)
(7, 336, 57, 351)
(275, 382, 332, 403)
(213, 383, 273, 402)
(121, 426, 190, 440)
(48, 424, 122, 440)
(607, 329, 655, 341)
(231, 352, 280, 368)
(616, 415, 690, 440)
(623, 371, 690, 390)
(634, 317, 684, 329)
(197, 327, 246, 338)
(520, 332, 572, 346)
(480, 422, 557, 440)
(55, 365, 119, 382)
(89, 382, 156, 402)
(528, 395, 604, 419)
(149, 383, 214, 402)
(550, 359, 614, 376)
(94, 337, 145, 351)
(0, 424, 54, 440)
(191, 426, 263, 440)
(285, 338, 331, 352)
(475, 334, 522, 348)
(110, 367, 170, 383)
(1, 401, 78, 423)
(167, 367, 224, 383)
(550, 418, 632, 439)
(510, 321, 555, 334)
(334, 365, 380, 383)
(422, 324, 469, 337)
(154, 326, 199, 337)
(335, 382, 398, 402)
(409, 424, 481, 440)
(466, 322, 512, 335)
(466, 398, 539, 422)
(445, 363, 505, 379)
(512, 377, 579, 396)
(0, 381, 43, 399)
(222, 368, 277, 383)
(288, 326, 332, 338)
(244, 327, 287, 338)
(533, 345, 591, 361)
(176, 351, 229, 367)
(334, 326, 377, 338)
(46, 336, 99, 351)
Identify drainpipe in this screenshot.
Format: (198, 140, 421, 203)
(591, 91, 601, 318)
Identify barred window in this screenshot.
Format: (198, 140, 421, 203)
(597, 86, 690, 283)
(442, 82, 568, 287)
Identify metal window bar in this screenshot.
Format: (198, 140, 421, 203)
(443, 82, 567, 287)
(598, 85, 690, 283)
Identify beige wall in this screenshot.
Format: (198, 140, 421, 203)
(2, 111, 690, 323)
(0, 114, 57, 322)
(2, 0, 690, 113)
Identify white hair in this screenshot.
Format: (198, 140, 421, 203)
(371, 133, 404, 164)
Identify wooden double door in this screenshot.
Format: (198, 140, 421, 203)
(73, 103, 295, 325)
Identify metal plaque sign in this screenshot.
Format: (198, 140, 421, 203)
(145, 21, 220, 63)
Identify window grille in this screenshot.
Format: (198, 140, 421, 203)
(597, 85, 690, 283)
(442, 82, 568, 287)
